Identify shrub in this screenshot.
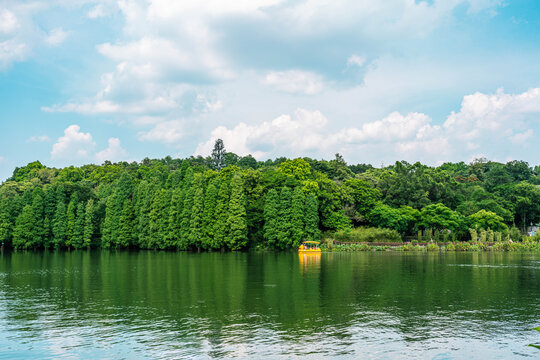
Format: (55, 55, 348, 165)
(494, 232, 502, 242)
(426, 243, 439, 252)
(469, 228, 478, 242)
(445, 243, 456, 251)
(454, 242, 472, 251)
(479, 229, 487, 242)
(332, 227, 402, 243)
(510, 227, 521, 242)
(487, 229, 494, 242)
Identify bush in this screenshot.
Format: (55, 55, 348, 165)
(426, 243, 439, 252)
(332, 227, 402, 243)
(510, 227, 521, 242)
(469, 228, 478, 242)
(454, 242, 472, 251)
(445, 243, 456, 251)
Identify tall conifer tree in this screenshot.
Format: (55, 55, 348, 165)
(201, 179, 218, 249)
(226, 175, 248, 250)
(277, 187, 293, 249)
(72, 202, 85, 249)
(13, 205, 36, 249)
(53, 187, 67, 248)
(213, 180, 230, 250)
(83, 199, 95, 248)
(263, 189, 280, 248)
(189, 174, 205, 249)
(291, 187, 306, 247)
(304, 194, 321, 241)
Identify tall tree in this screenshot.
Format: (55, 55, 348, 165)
(213, 180, 230, 250)
(189, 174, 205, 249)
(83, 199, 95, 248)
(31, 188, 45, 248)
(72, 202, 85, 249)
(263, 189, 280, 248)
(53, 188, 67, 248)
(12, 205, 36, 249)
(291, 187, 306, 247)
(166, 188, 184, 248)
(201, 179, 218, 249)
(211, 139, 226, 170)
(66, 193, 79, 248)
(277, 187, 293, 249)
(304, 193, 321, 241)
(117, 199, 135, 248)
(226, 175, 248, 250)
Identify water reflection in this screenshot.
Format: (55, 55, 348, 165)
(298, 252, 321, 273)
(0, 251, 539, 359)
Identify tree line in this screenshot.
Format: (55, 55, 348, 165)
(0, 141, 539, 250)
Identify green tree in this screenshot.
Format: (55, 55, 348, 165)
(66, 193, 79, 248)
(71, 202, 85, 249)
(31, 188, 45, 247)
(212, 180, 230, 250)
(419, 203, 463, 232)
(166, 188, 184, 248)
(189, 174, 205, 249)
(277, 187, 293, 249)
(201, 179, 218, 249)
(53, 194, 67, 248)
(226, 175, 248, 250)
(263, 189, 280, 248)
(83, 199, 95, 248)
(291, 187, 305, 247)
(101, 195, 116, 248)
(12, 205, 36, 249)
(211, 139, 226, 170)
(467, 210, 508, 232)
(117, 199, 135, 248)
(304, 193, 321, 241)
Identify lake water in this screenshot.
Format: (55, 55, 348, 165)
(0, 251, 539, 359)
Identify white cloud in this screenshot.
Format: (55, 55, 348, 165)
(51, 125, 95, 160)
(0, 9, 19, 34)
(95, 137, 128, 163)
(45, 28, 68, 46)
(263, 70, 324, 95)
(0, 40, 28, 69)
(331, 112, 432, 144)
(195, 108, 328, 158)
(444, 87, 540, 141)
(510, 129, 533, 144)
(347, 55, 366, 68)
(138, 120, 184, 143)
(27, 135, 51, 142)
(87, 4, 107, 19)
(195, 87, 539, 163)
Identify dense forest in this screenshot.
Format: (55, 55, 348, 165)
(0, 139, 539, 250)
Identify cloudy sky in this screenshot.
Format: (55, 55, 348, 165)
(1, 0, 540, 180)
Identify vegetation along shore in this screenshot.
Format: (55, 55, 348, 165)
(0, 140, 538, 252)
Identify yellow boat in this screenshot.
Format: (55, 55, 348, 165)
(298, 241, 321, 253)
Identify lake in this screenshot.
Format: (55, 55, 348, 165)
(0, 251, 539, 359)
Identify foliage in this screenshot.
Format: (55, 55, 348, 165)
(0, 150, 538, 251)
(468, 210, 507, 232)
(331, 227, 402, 243)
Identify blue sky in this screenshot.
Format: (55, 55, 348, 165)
(1, 0, 540, 180)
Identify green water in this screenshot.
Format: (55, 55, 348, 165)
(0, 251, 539, 359)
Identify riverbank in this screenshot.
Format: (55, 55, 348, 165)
(322, 240, 540, 252)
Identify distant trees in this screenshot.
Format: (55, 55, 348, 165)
(0, 144, 538, 250)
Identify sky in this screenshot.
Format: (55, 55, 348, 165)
(1, 0, 540, 181)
